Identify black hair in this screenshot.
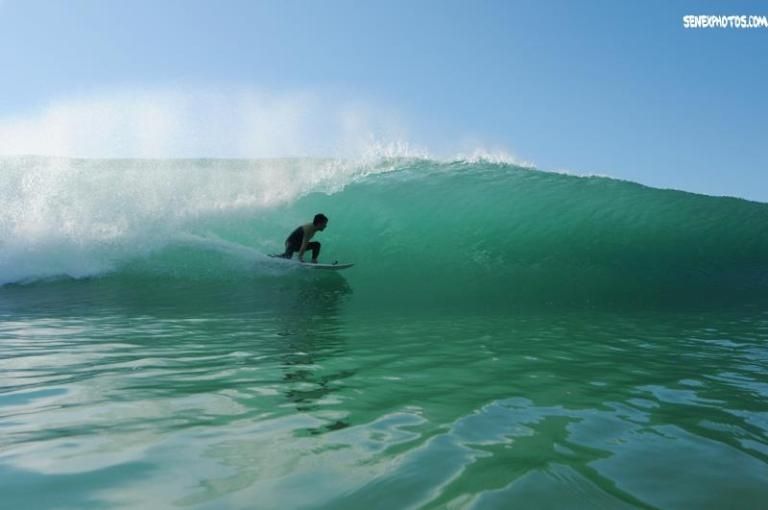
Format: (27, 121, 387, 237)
(313, 213, 328, 226)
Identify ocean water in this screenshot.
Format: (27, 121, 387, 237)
(1, 157, 767, 509)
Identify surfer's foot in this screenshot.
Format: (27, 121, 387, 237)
(311, 259, 318, 264)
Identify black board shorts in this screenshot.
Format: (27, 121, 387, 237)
(285, 226, 304, 250)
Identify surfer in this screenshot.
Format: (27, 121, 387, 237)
(279, 213, 328, 263)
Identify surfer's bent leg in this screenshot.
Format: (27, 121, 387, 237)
(281, 242, 298, 259)
(307, 241, 321, 261)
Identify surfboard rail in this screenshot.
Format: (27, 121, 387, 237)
(299, 262, 354, 270)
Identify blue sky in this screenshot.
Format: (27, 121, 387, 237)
(1, 0, 766, 201)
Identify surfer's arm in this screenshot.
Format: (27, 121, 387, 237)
(297, 225, 316, 262)
(298, 227, 318, 261)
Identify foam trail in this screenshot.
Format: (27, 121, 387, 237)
(173, 233, 299, 276)
(176, 233, 264, 260)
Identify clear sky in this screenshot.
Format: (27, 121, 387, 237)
(1, 0, 766, 201)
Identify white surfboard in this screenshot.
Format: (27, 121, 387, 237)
(299, 262, 354, 270)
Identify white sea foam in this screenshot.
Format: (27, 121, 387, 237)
(450, 148, 533, 167)
(0, 156, 385, 284)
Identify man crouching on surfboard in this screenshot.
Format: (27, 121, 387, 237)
(279, 213, 328, 263)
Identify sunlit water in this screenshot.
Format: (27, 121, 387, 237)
(1, 277, 767, 509)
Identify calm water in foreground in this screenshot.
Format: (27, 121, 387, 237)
(1, 276, 767, 509)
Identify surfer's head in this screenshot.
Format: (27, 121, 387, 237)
(313, 213, 328, 230)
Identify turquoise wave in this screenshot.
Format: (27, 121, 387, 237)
(2, 157, 767, 308)
(274, 161, 768, 307)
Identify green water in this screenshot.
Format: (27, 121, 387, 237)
(1, 158, 768, 508)
(1, 278, 768, 509)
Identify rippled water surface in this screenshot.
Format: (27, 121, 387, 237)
(1, 278, 768, 509)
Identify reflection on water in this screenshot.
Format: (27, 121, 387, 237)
(1, 276, 768, 509)
(274, 274, 356, 429)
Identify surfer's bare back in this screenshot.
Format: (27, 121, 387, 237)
(279, 213, 328, 263)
